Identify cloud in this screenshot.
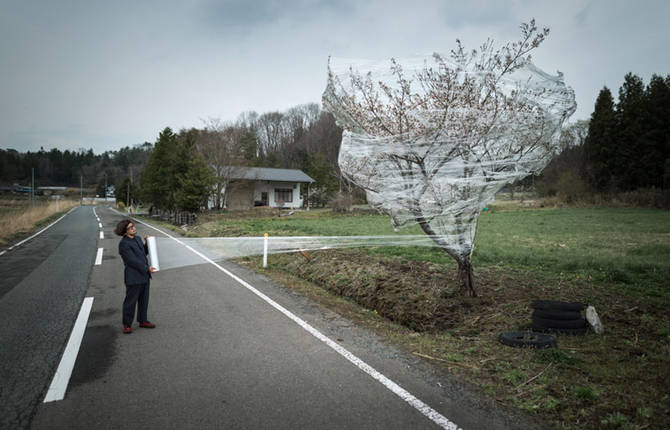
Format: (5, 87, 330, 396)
(1, 0, 669, 154)
(440, 1, 514, 28)
(197, 0, 350, 34)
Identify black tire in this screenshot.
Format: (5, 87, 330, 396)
(532, 316, 587, 329)
(531, 324, 589, 336)
(498, 331, 557, 348)
(532, 309, 582, 320)
(531, 300, 585, 312)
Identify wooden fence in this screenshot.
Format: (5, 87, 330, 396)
(149, 208, 197, 225)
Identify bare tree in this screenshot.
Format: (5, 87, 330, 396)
(323, 20, 576, 296)
(256, 111, 285, 156)
(197, 119, 249, 209)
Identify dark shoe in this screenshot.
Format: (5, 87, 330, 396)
(139, 321, 156, 328)
(123, 325, 132, 334)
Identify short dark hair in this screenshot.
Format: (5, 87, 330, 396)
(115, 219, 133, 236)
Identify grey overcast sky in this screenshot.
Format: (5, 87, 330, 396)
(1, 0, 669, 154)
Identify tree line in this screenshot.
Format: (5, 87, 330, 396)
(2, 104, 344, 212)
(538, 72, 670, 201)
(136, 104, 344, 212)
(4, 72, 667, 211)
(0, 144, 152, 195)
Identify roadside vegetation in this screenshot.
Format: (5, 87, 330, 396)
(153, 202, 670, 430)
(0, 197, 79, 247)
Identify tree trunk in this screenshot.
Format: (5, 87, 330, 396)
(416, 216, 480, 297)
(458, 260, 478, 297)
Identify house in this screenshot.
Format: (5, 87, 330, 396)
(212, 167, 315, 210)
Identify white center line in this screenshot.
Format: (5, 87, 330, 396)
(94, 248, 103, 265)
(98, 222, 102, 228)
(123, 210, 461, 430)
(99, 231, 104, 239)
(44, 297, 94, 402)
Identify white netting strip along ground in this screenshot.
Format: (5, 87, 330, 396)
(153, 235, 444, 270)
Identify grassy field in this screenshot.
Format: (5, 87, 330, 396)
(189, 207, 670, 304)
(154, 205, 670, 429)
(0, 197, 79, 246)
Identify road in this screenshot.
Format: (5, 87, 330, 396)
(0, 205, 540, 429)
(0, 206, 96, 429)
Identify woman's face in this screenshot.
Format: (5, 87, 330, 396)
(126, 223, 136, 236)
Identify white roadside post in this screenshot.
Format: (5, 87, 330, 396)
(263, 233, 269, 268)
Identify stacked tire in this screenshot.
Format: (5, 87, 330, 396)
(531, 300, 588, 335)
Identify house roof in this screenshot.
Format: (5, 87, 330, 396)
(228, 167, 315, 183)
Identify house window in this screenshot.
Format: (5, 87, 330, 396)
(274, 188, 293, 203)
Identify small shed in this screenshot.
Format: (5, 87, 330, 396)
(215, 167, 315, 210)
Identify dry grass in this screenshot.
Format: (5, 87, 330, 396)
(243, 250, 670, 430)
(170, 206, 669, 430)
(141, 206, 670, 428)
(0, 199, 78, 246)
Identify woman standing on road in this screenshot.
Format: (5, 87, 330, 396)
(114, 219, 157, 334)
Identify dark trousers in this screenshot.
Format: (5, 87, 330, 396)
(122, 282, 150, 326)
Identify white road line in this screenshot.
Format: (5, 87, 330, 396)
(99, 231, 104, 239)
(4, 207, 77, 254)
(98, 222, 102, 228)
(95, 248, 103, 265)
(124, 211, 460, 430)
(44, 297, 94, 402)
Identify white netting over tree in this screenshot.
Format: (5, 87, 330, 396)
(322, 20, 576, 296)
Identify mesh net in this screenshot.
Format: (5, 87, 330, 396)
(322, 54, 576, 261)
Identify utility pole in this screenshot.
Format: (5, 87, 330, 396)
(104, 172, 107, 198)
(129, 166, 133, 210)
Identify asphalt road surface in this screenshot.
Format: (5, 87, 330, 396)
(0, 206, 96, 429)
(0, 206, 541, 430)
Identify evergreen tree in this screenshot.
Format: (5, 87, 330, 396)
(174, 155, 216, 212)
(643, 74, 670, 188)
(240, 130, 258, 161)
(582, 87, 618, 191)
(115, 177, 138, 206)
(141, 127, 215, 212)
(616, 73, 646, 190)
(141, 127, 180, 209)
(173, 128, 215, 212)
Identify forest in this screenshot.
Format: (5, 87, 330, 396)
(539, 73, 670, 205)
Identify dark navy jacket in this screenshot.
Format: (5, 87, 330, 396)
(119, 235, 151, 286)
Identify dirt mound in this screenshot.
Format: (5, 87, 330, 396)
(273, 249, 507, 332)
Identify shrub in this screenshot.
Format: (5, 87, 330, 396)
(330, 192, 353, 212)
(307, 187, 334, 208)
(616, 188, 670, 209)
(534, 177, 556, 197)
(555, 170, 588, 203)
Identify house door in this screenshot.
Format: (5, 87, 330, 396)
(261, 192, 268, 206)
